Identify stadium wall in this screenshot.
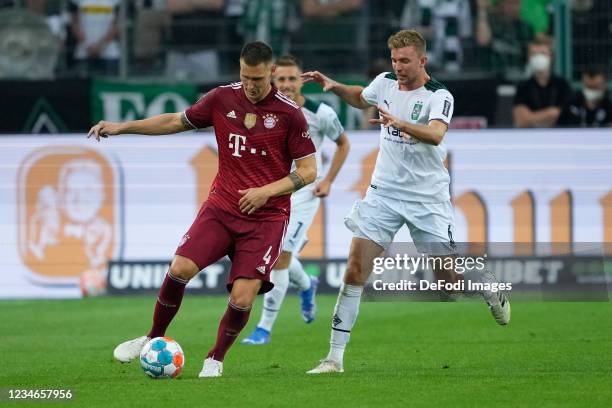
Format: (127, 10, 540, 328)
(0, 129, 610, 298)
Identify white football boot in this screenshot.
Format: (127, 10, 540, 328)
(487, 291, 511, 325)
(306, 359, 344, 374)
(477, 270, 511, 325)
(199, 357, 223, 378)
(113, 336, 149, 363)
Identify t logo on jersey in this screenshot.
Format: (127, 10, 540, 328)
(229, 133, 268, 157)
(229, 133, 247, 157)
(17, 146, 120, 286)
(411, 101, 423, 121)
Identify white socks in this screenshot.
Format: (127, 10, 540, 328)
(326, 283, 363, 364)
(257, 268, 289, 332)
(288, 256, 311, 291)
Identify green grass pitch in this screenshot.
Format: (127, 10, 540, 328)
(2, 295, 612, 407)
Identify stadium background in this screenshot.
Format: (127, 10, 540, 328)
(1, 1, 611, 406)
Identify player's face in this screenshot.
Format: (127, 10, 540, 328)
(240, 60, 274, 103)
(273, 65, 303, 101)
(390, 46, 426, 86)
(582, 74, 606, 94)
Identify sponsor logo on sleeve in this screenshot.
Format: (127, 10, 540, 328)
(443, 100, 451, 117)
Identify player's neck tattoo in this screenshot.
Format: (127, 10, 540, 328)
(289, 171, 305, 191)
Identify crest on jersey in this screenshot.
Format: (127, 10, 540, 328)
(411, 101, 423, 121)
(244, 113, 257, 129)
(263, 114, 278, 129)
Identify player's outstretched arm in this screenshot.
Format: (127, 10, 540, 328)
(370, 107, 447, 146)
(87, 112, 192, 141)
(302, 71, 370, 110)
(238, 155, 317, 215)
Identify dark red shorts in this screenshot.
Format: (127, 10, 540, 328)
(175, 203, 288, 294)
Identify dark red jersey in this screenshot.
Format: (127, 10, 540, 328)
(185, 83, 315, 221)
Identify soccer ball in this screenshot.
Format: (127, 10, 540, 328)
(139, 337, 185, 379)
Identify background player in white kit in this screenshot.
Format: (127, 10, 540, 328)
(303, 29, 511, 374)
(242, 55, 350, 345)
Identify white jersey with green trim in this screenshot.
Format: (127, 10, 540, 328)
(361, 72, 454, 203)
(291, 98, 344, 186)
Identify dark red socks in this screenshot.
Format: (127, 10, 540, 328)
(147, 271, 187, 338)
(207, 302, 251, 362)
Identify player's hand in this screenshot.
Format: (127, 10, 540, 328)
(301, 71, 337, 92)
(313, 180, 332, 197)
(369, 106, 404, 130)
(238, 187, 272, 215)
(87, 121, 122, 142)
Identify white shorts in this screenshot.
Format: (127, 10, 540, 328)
(344, 189, 456, 255)
(282, 188, 321, 254)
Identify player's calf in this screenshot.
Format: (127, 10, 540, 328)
(205, 278, 260, 366)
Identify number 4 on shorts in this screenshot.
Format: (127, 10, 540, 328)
(262, 245, 273, 265)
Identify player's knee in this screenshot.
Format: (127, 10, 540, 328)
(229, 293, 255, 309)
(169, 256, 199, 281)
(229, 279, 260, 309)
(344, 260, 365, 285)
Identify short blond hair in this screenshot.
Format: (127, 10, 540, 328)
(387, 29, 426, 55)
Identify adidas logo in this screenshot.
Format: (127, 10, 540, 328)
(227, 110, 237, 119)
(256, 265, 266, 274)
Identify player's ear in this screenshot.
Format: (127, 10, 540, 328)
(420, 54, 428, 69)
(270, 64, 276, 75)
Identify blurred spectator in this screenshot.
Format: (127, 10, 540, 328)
(131, 1, 169, 75)
(400, 0, 473, 73)
(27, 0, 66, 40)
(165, 0, 224, 80)
(572, 0, 610, 80)
(238, 0, 298, 58)
(476, 0, 534, 78)
(512, 39, 571, 128)
(220, 0, 248, 73)
(558, 66, 612, 128)
(295, 0, 363, 73)
(520, 0, 551, 36)
(69, 0, 120, 76)
(367, 0, 405, 62)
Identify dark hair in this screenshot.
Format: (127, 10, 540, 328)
(275, 54, 303, 70)
(240, 41, 273, 66)
(583, 65, 607, 79)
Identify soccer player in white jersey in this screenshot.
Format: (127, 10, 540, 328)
(302, 29, 511, 374)
(242, 55, 350, 345)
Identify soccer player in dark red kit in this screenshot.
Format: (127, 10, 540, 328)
(88, 42, 317, 378)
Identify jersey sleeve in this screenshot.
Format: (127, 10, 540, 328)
(287, 109, 316, 160)
(318, 103, 345, 142)
(428, 89, 454, 125)
(184, 87, 219, 129)
(361, 72, 387, 106)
